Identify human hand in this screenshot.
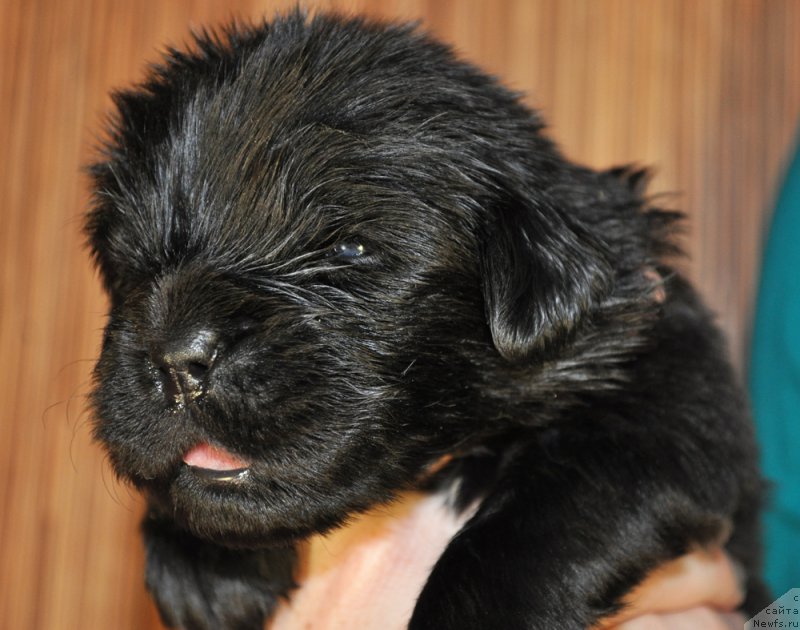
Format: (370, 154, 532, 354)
(595, 547, 746, 629)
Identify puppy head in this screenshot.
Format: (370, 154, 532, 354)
(87, 13, 618, 547)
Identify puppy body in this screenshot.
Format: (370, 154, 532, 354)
(87, 12, 767, 629)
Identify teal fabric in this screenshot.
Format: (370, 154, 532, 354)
(750, 137, 800, 595)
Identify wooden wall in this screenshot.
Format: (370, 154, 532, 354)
(2, 1, 798, 628)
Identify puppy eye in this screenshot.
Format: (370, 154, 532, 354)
(329, 243, 366, 259)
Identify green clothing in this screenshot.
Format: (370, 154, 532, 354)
(750, 138, 800, 594)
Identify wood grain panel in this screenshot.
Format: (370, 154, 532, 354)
(2, 1, 798, 628)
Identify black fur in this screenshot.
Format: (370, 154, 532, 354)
(86, 11, 767, 629)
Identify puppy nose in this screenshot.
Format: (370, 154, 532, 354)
(153, 329, 219, 405)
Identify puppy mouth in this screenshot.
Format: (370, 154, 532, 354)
(182, 442, 251, 482)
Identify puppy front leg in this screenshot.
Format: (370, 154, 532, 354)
(142, 515, 296, 630)
(410, 430, 744, 630)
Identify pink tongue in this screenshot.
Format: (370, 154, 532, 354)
(183, 442, 250, 471)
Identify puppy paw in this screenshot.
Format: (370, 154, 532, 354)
(142, 516, 296, 630)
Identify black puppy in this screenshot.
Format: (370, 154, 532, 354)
(87, 11, 767, 629)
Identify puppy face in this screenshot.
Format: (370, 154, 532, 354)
(88, 15, 617, 547)
(90, 135, 485, 545)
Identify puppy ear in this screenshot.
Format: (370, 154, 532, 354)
(480, 193, 613, 362)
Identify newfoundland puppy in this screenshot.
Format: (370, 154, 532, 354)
(86, 11, 767, 629)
